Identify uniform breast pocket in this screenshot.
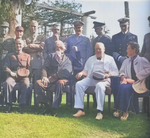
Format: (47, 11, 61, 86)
(79, 41, 87, 49)
(78, 42, 87, 57)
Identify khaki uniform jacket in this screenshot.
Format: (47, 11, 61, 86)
(23, 33, 45, 69)
(3, 52, 30, 74)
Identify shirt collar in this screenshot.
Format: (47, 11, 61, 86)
(131, 55, 137, 61)
(121, 31, 128, 34)
(129, 55, 138, 62)
(75, 34, 82, 37)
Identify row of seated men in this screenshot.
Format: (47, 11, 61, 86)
(0, 16, 150, 120)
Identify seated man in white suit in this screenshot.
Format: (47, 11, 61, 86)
(73, 42, 118, 120)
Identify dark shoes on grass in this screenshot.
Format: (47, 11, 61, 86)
(42, 107, 57, 117)
(18, 104, 26, 114)
(5, 104, 12, 113)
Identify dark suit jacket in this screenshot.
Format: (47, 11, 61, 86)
(141, 33, 150, 62)
(112, 32, 138, 56)
(43, 36, 56, 60)
(42, 52, 72, 82)
(0, 38, 15, 67)
(0, 38, 15, 81)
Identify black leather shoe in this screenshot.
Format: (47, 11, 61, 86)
(42, 108, 52, 115)
(42, 109, 48, 115)
(18, 104, 25, 114)
(52, 112, 57, 117)
(5, 104, 12, 113)
(42, 108, 57, 116)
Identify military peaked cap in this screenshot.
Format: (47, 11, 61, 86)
(93, 21, 105, 28)
(73, 20, 84, 26)
(118, 17, 130, 25)
(1, 22, 9, 27)
(15, 26, 24, 31)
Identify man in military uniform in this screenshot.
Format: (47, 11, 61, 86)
(66, 20, 92, 105)
(66, 20, 92, 76)
(34, 40, 72, 115)
(43, 24, 60, 59)
(15, 26, 24, 39)
(112, 17, 138, 69)
(3, 39, 31, 113)
(14, 26, 27, 47)
(23, 20, 45, 105)
(140, 16, 150, 109)
(141, 16, 150, 62)
(92, 21, 112, 56)
(0, 22, 15, 89)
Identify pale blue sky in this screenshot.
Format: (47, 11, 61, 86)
(74, 0, 150, 50)
(39, 0, 150, 50)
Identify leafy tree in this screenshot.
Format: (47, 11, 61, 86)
(0, 0, 14, 24)
(0, 0, 82, 37)
(22, 0, 40, 31)
(0, 0, 39, 36)
(36, 0, 82, 36)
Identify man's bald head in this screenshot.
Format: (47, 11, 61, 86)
(15, 39, 24, 53)
(55, 40, 66, 51)
(95, 42, 105, 58)
(55, 40, 66, 58)
(30, 20, 38, 26)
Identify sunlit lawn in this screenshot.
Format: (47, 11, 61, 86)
(0, 93, 150, 138)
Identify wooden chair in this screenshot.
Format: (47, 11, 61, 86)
(85, 86, 112, 113)
(46, 79, 74, 108)
(1, 83, 32, 106)
(140, 91, 150, 117)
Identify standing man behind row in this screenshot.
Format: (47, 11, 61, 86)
(43, 24, 60, 59)
(0, 22, 15, 88)
(15, 26, 24, 39)
(23, 20, 45, 85)
(92, 21, 112, 56)
(23, 20, 45, 105)
(141, 16, 150, 62)
(66, 20, 92, 77)
(112, 17, 138, 69)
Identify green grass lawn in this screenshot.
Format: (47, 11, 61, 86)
(0, 94, 150, 138)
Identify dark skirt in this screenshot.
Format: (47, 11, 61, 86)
(114, 84, 135, 113)
(114, 83, 150, 114)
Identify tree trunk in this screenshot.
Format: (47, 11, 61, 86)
(9, 0, 22, 38)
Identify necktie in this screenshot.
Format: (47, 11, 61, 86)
(131, 57, 138, 81)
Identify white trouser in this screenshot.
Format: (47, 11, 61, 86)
(74, 77, 110, 111)
(95, 81, 110, 111)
